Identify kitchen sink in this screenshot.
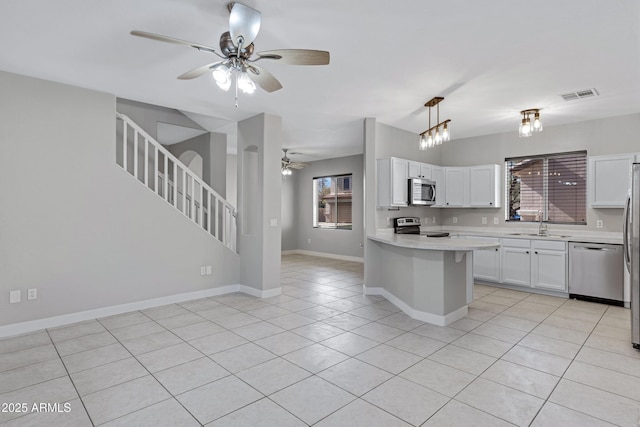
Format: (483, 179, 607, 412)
(508, 233, 571, 238)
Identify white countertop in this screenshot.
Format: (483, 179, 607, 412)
(368, 229, 501, 251)
(416, 226, 624, 245)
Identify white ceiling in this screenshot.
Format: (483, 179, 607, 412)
(1, 0, 638, 161)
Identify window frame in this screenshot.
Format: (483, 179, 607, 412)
(312, 173, 353, 230)
(505, 150, 587, 225)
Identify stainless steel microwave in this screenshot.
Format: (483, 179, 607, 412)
(408, 178, 436, 206)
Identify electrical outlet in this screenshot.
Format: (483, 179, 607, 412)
(494, 217, 499, 225)
(452, 217, 458, 224)
(27, 288, 37, 300)
(596, 220, 603, 228)
(423, 217, 428, 224)
(206, 266, 212, 275)
(9, 290, 21, 304)
(432, 216, 436, 224)
(482, 217, 487, 225)
(200, 266, 206, 276)
(308, 238, 311, 244)
(359, 243, 363, 248)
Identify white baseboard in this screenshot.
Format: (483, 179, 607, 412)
(0, 284, 282, 339)
(238, 285, 282, 299)
(282, 249, 364, 263)
(364, 285, 467, 326)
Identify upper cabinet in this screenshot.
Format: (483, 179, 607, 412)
(444, 167, 468, 207)
(408, 161, 432, 179)
(431, 166, 445, 207)
(588, 153, 637, 208)
(376, 157, 502, 209)
(377, 157, 409, 207)
(468, 165, 502, 208)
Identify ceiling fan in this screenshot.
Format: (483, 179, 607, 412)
(131, 2, 330, 103)
(281, 148, 308, 175)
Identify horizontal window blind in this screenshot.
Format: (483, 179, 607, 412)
(506, 151, 586, 224)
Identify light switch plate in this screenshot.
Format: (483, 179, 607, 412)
(10, 290, 21, 304)
(452, 217, 458, 224)
(206, 266, 212, 275)
(482, 217, 487, 225)
(270, 218, 278, 227)
(200, 267, 206, 276)
(494, 217, 499, 225)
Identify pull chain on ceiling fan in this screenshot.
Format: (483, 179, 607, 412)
(131, 2, 330, 107)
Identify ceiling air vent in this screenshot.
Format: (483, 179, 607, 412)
(560, 88, 599, 101)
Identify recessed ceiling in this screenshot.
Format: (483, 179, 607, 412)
(0, 0, 638, 162)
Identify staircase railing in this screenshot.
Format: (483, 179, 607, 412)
(115, 113, 237, 253)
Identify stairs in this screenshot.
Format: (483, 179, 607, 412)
(115, 113, 237, 252)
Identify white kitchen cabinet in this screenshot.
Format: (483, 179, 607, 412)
(377, 157, 408, 207)
(501, 239, 531, 287)
(470, 237, 501, 282)
(444, 167, 468, 207)
(531, 240, 567, 291)
(431, 166, 445, 207)
(589, 153, 635, 208)
(408, 161, 432, 179)
(468, 165, 501, 208)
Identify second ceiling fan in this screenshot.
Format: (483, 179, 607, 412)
(131, 2, 330, 102)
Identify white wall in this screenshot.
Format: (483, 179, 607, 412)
(281, 173, 298, 251)
(439, 113, 640, 232)
(373, 122, 444, 230)
(226, 153, 238, 209)
(0, 71, 240, 327)
(294, 154, 365, 259)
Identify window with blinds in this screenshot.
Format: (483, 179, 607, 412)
(505, 151, 587, 224)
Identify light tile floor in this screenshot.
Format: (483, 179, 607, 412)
(2, 254, 640, 426)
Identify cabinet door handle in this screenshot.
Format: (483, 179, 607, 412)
(534, 251, 538, 254)
(526, 251, 529, 254)
(489, 202, 493, 205)
(495, 248, 499, 251)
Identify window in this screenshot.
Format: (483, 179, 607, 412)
(313, 174, 353, 230)
(506, 151, 587, 224)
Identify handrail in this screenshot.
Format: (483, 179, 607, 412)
(115, 113, 237, 253)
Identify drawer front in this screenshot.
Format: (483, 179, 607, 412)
(532, 240, 567, 251)
(501, 238, 531, 248)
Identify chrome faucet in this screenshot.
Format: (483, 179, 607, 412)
(538, 210, 548, 236)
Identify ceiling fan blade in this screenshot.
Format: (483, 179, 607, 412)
(229, 3, 261, 47)
(247, 64, 283, 93)
(290, 162, 308, 169)
(130, 30, 222, 57)
(256, 49, 330, 65)
(178, 61, 223, 80)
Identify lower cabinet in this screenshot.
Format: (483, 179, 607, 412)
(501, 239, 531, 287)
(531, 240, 567, 291)
(472, 236, 567, 293)
(468, 237, 501, 282)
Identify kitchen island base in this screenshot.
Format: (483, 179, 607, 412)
(364, 239, 473, 326)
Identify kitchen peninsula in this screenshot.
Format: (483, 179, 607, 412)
(365, 230, 500, 326)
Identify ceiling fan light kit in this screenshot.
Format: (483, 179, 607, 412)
(519, 108, 543, 137)
(419, 97, 451, 150)
(131, 2, 330, 107)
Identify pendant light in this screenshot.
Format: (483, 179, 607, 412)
(519, 109, 542, 137)
(419, 97, 451, 150)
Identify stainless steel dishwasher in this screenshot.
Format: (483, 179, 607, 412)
(569, 242, 624, 306)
